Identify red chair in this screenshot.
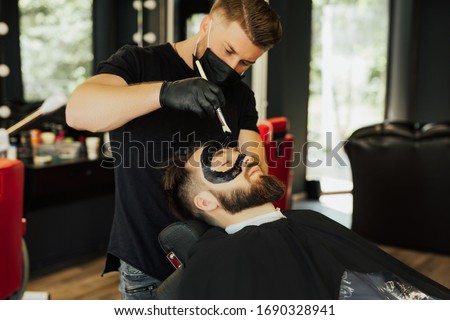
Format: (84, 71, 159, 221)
(0, 159, 28, 299)
(258, 117, 294, 210)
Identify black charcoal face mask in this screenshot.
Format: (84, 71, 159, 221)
(201, 143, 246, 184)
(193, 20, 244, 87)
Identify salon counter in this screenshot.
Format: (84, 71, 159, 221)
(23, 158, 115, 277)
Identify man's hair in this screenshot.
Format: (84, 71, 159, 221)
(210, 0, 283, 50)
(162, 147, 202, 220)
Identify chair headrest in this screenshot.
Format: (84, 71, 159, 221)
(158, 219, 211, 269)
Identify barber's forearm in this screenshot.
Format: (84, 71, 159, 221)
(66, 80, 163, 132)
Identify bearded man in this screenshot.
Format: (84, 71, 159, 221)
(162, 143, 450, 300)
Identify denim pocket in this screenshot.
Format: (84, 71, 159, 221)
(119, 261, 161, 300)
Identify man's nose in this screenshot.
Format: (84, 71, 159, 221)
(242, 154, 257, 167)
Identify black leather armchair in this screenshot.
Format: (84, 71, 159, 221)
(345, 121, 450, 254)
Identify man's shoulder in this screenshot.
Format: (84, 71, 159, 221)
(115, 43, 173, 61)
(194, 227, 229, 248)
(98, 43, 179, 84)
(284, 209, 328, 221)
(283, 209, 350, 231)
(117, 42, 170, 53)
(191, 227, 256, 256)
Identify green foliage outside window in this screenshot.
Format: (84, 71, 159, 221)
(307, 0, 389, 185)
(19, 0, 93, 102)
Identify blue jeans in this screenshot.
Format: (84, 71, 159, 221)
(118, 260, 162, 300)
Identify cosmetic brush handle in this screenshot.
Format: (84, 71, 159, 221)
(195, 60, 208, 80)
(6, 110, 42, 135)
(195, 61, 232, 134)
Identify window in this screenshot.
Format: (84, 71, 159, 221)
(186, 13, 206, 38)
(307, 0, 389, 194)
(19, 0, 93, 101)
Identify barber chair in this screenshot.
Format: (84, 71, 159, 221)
(345, 121, 450, 254)
(258, 117, 294, 210)
(0, 158, 28, 299)
(0, 96, 65, 300)
(157, 220, 210, 299)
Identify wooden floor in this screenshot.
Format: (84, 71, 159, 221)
(26, 256, 120, 300)
(25, 245, 450, 300)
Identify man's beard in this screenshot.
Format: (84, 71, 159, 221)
(210, 175, 286, 214)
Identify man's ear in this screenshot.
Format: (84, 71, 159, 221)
(193, 191, 218, 212)
(199, 15, 212, 35)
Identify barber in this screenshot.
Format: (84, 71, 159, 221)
(66, 0, 282, 299)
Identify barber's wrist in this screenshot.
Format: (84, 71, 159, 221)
(159, 81, 170, 109)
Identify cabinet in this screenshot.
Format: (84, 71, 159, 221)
(23, 159, 115, 277)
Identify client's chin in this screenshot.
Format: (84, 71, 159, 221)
(213, 174, 286, 214)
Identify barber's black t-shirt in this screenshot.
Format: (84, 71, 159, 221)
(96, 43, 259, 280)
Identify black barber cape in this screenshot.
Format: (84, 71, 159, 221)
(178, 210, 450, 299)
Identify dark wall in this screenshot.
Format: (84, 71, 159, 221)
(413, 0, 450, 122)
(386, 0, 450, 122)
(173, 0, 213, 41)
(268, 0, 312, 193)
(93, 0, 137, 67)
(0, 0, 23, 103)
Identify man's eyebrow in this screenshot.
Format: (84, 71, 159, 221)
(227, 43, 256, 65)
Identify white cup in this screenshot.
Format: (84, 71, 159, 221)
(41, 132, 56, 145)
(85, 137, 101, 160)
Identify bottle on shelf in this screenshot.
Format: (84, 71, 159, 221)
(17, 131, 33, 165)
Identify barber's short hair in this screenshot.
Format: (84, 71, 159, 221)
(162, 147, 201, 220)
(210, 0, 282, 50)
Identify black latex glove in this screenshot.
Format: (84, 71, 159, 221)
(159, 78, 226, 118)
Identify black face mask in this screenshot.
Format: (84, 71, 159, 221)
(193, 49, 244, 87)
(201, 143, 246, 184)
